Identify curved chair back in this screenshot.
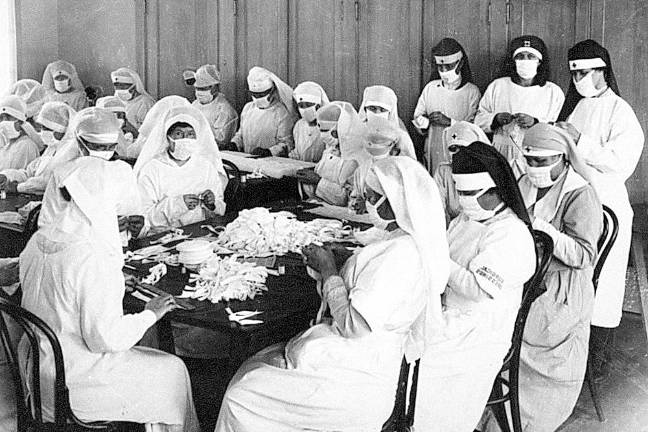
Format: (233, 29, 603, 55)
(222, 159, 242, 212)
(593, 205, 619, 291)
(23, 203, 42, 241)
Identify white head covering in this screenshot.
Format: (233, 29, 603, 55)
(133, 104, 226, 181)
(442, 121, 490, 149)
(134, 95, 190, 146)
(293, 81, 330, 106)
(110, 67, 153, 99)
(38, 157, 141, 264)
(246, 66, 297, 118)
(358, 85, 400, 125)
(42, 60, 85, 92)
(96, 96, 127, 113)
(36, 101, 76, 134)
(193, 64, 221, 87)
(364, 116, 417, 159)
(316, 101, 370, 164)
(0, 95, 27, 122)
(9, 79, 47, 118)
(366, 156, 449, 361)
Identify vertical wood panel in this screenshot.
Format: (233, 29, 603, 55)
(508, 0, 578, 92)
(333, 0, 360, 104)
(358, 0, 423, 120)
(218, 0, 237, 106)
(144, 0, 159, 98)
(15, 0, 59, 80)
(601, 0, 648, 203)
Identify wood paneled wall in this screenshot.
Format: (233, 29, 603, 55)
(13, 0, 648, 202)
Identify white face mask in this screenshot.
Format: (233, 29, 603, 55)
(115, 87, 134, 102)
(439, 67, 461, 86)
(39, 130, 58, 146)
(525, 158, 563, 188)
(458, 188, 503, 221)
(0, 121, 20, 140)
(54, 79, 70, 93)
(299, 106, 317, 123)
(195, 89, 214, 104)
(573, 70, 601, 98)
(253, 94, 272, 109)
(82, 143, 115, 160)
(170, 137, 197, 161)
(366, 110, 390, 123)
(365, 142, 393, 158)
(366, 195, 395, 230)
(516, 59, 539, 80)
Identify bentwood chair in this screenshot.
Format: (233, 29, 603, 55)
(23, 203, 42, 241)
(222, 159, 243, 212)
(382, 230, 553, 432)
(0, 297, 143, 431)
(585, 205, 619, 423)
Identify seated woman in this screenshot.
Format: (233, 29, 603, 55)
(215, 156, 449, 432)
(434, 121, 490, 226)
(0, 95, 40, 171)
(41, 60, 88, 111)
(517, 124, 602, 431)
(228, 66, 297, 156)
(135, 105, 227, 230)
(414, 142, 536, 432)
(96, 96, 139, 156)
(111, 67, 156, 129)
(191, 64, 238, 148)
(20, 137, 198, 430)
(0, 101, 75, 194)
(289, 81, 329, 162)
(10, 79, 48, 151)
(359, 85, 416, 159)
(295, 101, 365, 207)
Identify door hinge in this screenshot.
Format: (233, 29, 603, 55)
(506, 0, 512, 24)
(234, 0, 238, 16)
(354, 0, 359, 22)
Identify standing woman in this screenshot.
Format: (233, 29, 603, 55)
(290, 81, 330, 163)
(111, 67, 156, 130)
(413, 38, 481, 173)
(474, 36, 564, 176)
(41, 60, 89, 111)
(556, 40, 644, 380)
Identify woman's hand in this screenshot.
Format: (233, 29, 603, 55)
(302, 244, 337, 279)
(201, 189, 216, 210)
(145, 294, 177, 321)
(428, 111, 451, 127)
(128, 215, 145, 238)
(183, 194, 200, 210)
(323, 242, 354, 271)
(513, 113, 536, 128)
(118, 216, 129, 232)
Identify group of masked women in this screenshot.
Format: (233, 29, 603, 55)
(0, 33, 643, 432)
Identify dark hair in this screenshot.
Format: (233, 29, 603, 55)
(429, 38, 474, 88)
(500, 35, 551, 86)
(166, 122, 193, 135)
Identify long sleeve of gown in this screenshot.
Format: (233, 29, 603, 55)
(78, 255, 156, 353)
(138, 170, 188, 228)
(315, 160, 358, 206)
(532, 187, 602, 270)
(577, 103, 645, 181)
(212, 111, 239, 146)
(474, 83, 497, 133)
(323, 276, 371, 338)
(269, 110, 295, 156)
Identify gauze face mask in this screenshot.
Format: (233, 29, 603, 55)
(0, 121, 20, 140)
(82, 142, 115, 161)
(54, 79, 70, 93)
(458, 188, 503, 221)
(253, 94, 272, 109)
(365, 141, 393, 158)
(39, 130, 58, 147)
(195, 90, 214, 104)
(366, 110, 390, 124)
(525, 157, 563, 188)
(299, 106, 317, 124)
(366, 195, 395, 230)
(115, 87, 134, 102)
(439, 67, 461, 87)
(170, 137, 197, 161)
(515, 59, 539, 80)
(573, 71, 601, 98)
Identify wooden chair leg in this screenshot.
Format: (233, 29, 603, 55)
(586, 361, 606, 422)
(490, 382, 511, 432)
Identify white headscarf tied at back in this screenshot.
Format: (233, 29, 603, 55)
(39, 156, 141, 264)
(366, 156, 450, 361)
(318, 101, 370, 164)
(293, 81, 330, 106)
(130, 95, 190, 158)
(247, 66, 297, 119)
(359, 85, 400, 125)
(110, 67, 153, 99)
(42, 60, 85, 92)
(442, 121, 490, 150)
(364, 115, 417, 160)
(194, 65, 222, 87)
(133, 104, 226, 181)
(36, 101, 76, 135)
(9, 79, 47, 118)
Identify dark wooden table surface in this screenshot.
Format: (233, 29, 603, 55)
(0, 193, 42, 257)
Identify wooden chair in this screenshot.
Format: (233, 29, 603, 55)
(222, 159, 242, 212)
(585, 205, 619, 423)
(23, 203, 41, 241)
(381, 229, 553, 432)
(0, 297, 143, 431)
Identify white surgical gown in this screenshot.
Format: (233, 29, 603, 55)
(231, 101, 295, 155)
(290, 119, 325, 163)
(304, 147, 358, 206)
(568, 88, 644, 327)
(0, 135, 40, 171)
(192, 93, 238, 146)
(414, 209, 535, 432)
(138, 152, 226, 229)
(125, 93, 155, 130)
(18, 231, 199, 431)
(216, 229, 429, 432)
(1, 141, 66, 194)
(413, 80, 481, 172)
(44, 89, 88, 112)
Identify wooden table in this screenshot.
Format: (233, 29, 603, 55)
(231, 175, 300, 211)
(0, 193, 41, 257)
(123, 202, 362, 378)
